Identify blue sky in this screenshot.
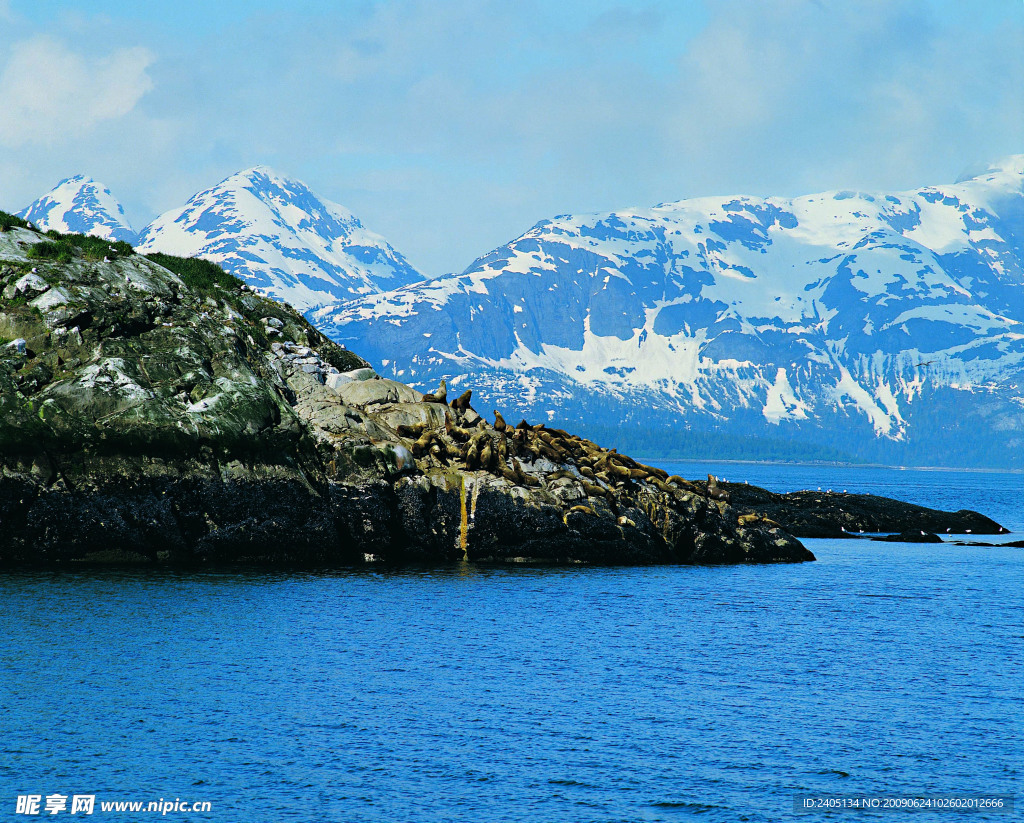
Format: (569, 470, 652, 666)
(0, 0, 1021, 276)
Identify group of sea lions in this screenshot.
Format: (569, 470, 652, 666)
(394, 379, 736, 514)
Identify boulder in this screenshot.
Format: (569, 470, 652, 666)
(334, 377, 423, 407)
(4, 272, 48, 299)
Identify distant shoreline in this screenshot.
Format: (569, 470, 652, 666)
(639, 457, 1024, 475)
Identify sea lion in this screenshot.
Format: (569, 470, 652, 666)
(451, 389, 472, 412)
(493, 410, 507, 432)
(421, 379, 447, 404)
(641, 465, 669, 481)
(536, 441, 562, 463)
(650, 477, 675, 494)
(465, 439, 481, 470)
(510, 458, 541, 487)
(396, 422, 426, 438)
(510, 458, 527, 483)
(707, 474, 730, 502)
(667, 475, 697, 491)
(579, 466, 597, 481)
(446, 417, 474, 441)
(516, 419, 531, 430)
(411, 430, 435, 457)
(548, 469, 576, 482)
(479, 440, 493, 471)
(565, 505, 597, 519)
(607, 462, 632, 480)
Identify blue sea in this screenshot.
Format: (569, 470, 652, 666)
(1, 463, 1021, 822)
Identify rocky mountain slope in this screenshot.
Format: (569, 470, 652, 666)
(0, 215, 811, 565)
(18, 176, 139, 245)
(315, 157, 1024, 468)
(136, 167, 423, 311)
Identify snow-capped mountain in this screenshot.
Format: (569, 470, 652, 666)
(314, 157, 1024, 468)
(137, 166, 423, 310)
(18, 175, 138, 244)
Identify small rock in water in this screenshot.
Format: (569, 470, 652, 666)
(870, 531, 942, 543)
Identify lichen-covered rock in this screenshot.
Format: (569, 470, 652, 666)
(0, 224, 813, 566)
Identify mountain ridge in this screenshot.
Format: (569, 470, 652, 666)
(136, 166, 424, 310)
(11, 157, 1024, 467)
(311, 155, 1024, 468)
(14, 168, 425, 313)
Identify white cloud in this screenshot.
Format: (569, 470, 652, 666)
(0, 1, 1021, 275)
(0, 36, 154, 147)
(659, 0, 1024, 197)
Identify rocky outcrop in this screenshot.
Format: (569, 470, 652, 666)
(0, 221, 812, 566)
(870, 531, 943, 543)
(721, 481, 1007, 539)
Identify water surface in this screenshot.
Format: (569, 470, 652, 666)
(1, 466, 1020, 821)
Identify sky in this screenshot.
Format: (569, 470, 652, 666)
(0, 0, 1022, 277)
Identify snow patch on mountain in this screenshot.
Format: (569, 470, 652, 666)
(315, 155, 1024, 466)
(137, 166, 423, 311)
(18, 176, 138, 244)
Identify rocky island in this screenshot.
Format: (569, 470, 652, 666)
(720, 482, 1007, 539)
(0, 218, 813, 566)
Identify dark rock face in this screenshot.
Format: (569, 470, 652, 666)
(0, 226, 813, 566)
(723, 482, 1007, 539)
